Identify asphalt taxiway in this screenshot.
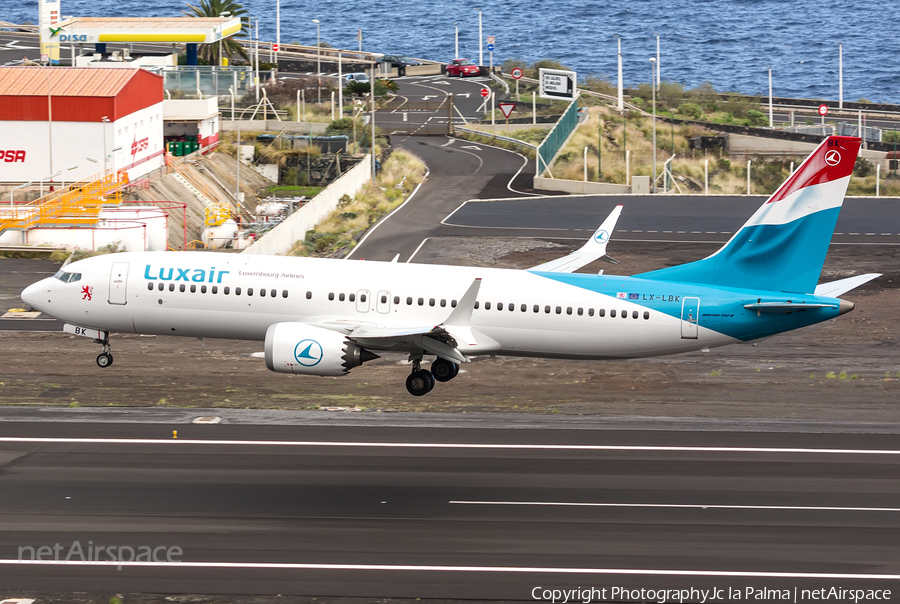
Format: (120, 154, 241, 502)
(0, 412, 898, 599)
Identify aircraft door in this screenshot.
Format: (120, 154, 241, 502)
(108, 262, 129, 305)
(356, 289, 371, 313)
(376, 290, 391, 314)
(681, 297, 699, 339)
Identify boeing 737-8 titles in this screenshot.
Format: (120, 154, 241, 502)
(22, 136, 880, 396)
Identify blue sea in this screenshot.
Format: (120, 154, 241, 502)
(7, 0, 900, 103)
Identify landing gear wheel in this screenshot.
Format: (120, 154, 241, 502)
(406, 370, 435, 396)
(96, 352, 113, 368)
(431, 358, 459, 382)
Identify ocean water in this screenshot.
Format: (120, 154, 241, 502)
(7, 0, 900, 103)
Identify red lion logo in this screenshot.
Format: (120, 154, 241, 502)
(81, 286, 93, 301)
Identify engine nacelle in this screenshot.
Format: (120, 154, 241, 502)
(265, 322, 379, 376)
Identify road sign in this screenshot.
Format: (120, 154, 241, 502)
(487, 43, 495, 52)
(487, 36, 495, 45)
(498, 102, 515, 119)
(510, 67, 523, 80)
(539, 68, 577, 101)
(272, 43, 279, 52)
(480, 87, 490, 98)
(818, 104, 829, 116)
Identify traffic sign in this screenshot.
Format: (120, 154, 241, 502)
(510, 67, 523, 80)
(818, 104, 828, 116)
(272, 43, 279, 52)
(480, 87, 490, 98)
(487, 43, 495, 52)
(487, 36, 495, 45)
(539, 68, 577, 101)
(498, 102, 515, 119)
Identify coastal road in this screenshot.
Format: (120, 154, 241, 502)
(0, 415, 898, 599)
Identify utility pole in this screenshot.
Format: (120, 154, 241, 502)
(477, 8, 483, 66)
(650, 57, 657, 193)
(616, 35, 623, 112)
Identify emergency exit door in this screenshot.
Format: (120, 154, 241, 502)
(681, 297, 699, 339)
(108, 262, 129, 305)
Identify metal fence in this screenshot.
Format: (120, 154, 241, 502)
(145, 66, 259, 98)
(837, 122, 883, 143)
(536, 100, 579, 176)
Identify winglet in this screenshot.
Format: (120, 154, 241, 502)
(444, 278, 482, 327)
(528, 205, 623, 273)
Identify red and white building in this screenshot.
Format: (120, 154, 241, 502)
(0, 67, 164, 184)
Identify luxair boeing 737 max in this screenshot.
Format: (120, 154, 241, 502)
(22, 136, 880, 396)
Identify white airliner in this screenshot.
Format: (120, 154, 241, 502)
(22, 136, 879, 396)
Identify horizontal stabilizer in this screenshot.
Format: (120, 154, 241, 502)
(529, 205, 622, 273)
(814, 273, 881, 298)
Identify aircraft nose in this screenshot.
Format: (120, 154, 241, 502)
(21, 279, 48, 310)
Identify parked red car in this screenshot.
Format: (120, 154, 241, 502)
(446, 59, 480, 77)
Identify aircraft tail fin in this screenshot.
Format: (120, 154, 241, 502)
(637, 136, 861, 294)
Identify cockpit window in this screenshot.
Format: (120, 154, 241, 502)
(53, 270, 82, 283)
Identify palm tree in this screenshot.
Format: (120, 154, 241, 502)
(183, 0, 249, 64)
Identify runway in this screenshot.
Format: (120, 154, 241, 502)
(1, 414, 898, 600)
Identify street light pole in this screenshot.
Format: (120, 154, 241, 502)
(101, 116, 109, 175)
(650, 57, 657, 193)
(454, 23, 458, 59)
(768, 66, 773, 127)
(838, 42, 843, 110)
(616, 35, 623, 112)
(312, 19, 321, 104)
(276, 0, 280, 56)
(655, 33, 660, 91)
(477, 8, 483, 66)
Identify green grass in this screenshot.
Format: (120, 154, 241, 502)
(266, 185, 324, 197)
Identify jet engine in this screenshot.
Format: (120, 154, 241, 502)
(264, 323, 379, 376)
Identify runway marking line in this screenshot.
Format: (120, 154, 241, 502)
(0, 559, 897, 580)
(0, 437, 899, 456)
(450, 501, 900, 513)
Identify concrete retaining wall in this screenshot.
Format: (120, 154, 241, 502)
(533, 177, 631, 195)
(221, 120, 328, 135)
(728, 134, 887, 164)
(242, 154, 373, 256)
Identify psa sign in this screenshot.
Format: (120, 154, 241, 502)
(2, 150, 26, 163)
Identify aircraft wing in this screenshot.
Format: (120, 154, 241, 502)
(528, 205, 622, 273)
(313, 279, 493, 364)
(814, 274, 881, 297)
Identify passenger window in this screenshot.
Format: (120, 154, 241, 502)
(418, 297, 424, 306)
(440, 299, 446, 307)
(485, 302, 492, 310)
(621, 310, 628, 319)
(329, 293, 335, 301)
(556, 306, 562, 314)
(451, 300, 457, 307)
(588, 308, 594, 316)
(521, 304, 527, 312)
(429, 298, 435, 306)
(212, 286, 218, 294)
(169, 284, 175, 292)
(474, 301, 480, 309)
(577, 307, 583, 316)
(360, 294, 365, 302)
(632, 310, 639, 319)
(610, 309, 616, 317)
(393, 296, 400, 304)
(643, 311, 650, 320)
(235, 287, 241, 295)
(282, 290, 288, 298)
(545, 305, 551, 313)
(381, 295, 387, 303)
(339, 293, 345, 301)
(247, 288, 254, 296)
(271, 289, 277, 298)
(508, 303, 514, 311)
(566, 307, 572, 315)
(180, 284, 186, 292)
(260, 288, 266, 297)
(306, 291, 312, 299)
(147, 282, 154, 291)
(190, 285, 197, 293)
(598, 308, 605, 317)
(533, 305, 539, 313)
(201, 285, 207, 293)
(407, 297, 413, 305)
(224, 286, 230, 294)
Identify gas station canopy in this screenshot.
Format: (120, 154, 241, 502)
(50, 16, 242, 44)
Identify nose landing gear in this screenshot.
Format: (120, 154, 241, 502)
(94, 336, 113, 368)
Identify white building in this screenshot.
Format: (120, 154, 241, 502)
(0, 66, 165, 185)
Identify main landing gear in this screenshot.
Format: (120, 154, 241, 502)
(94, 336, 113, 368)
(405, 357, 460, 396)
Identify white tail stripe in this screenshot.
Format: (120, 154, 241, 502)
(747, 176, 848, 227)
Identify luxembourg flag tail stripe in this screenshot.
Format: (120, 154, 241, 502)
(637, 136, 861, 294)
